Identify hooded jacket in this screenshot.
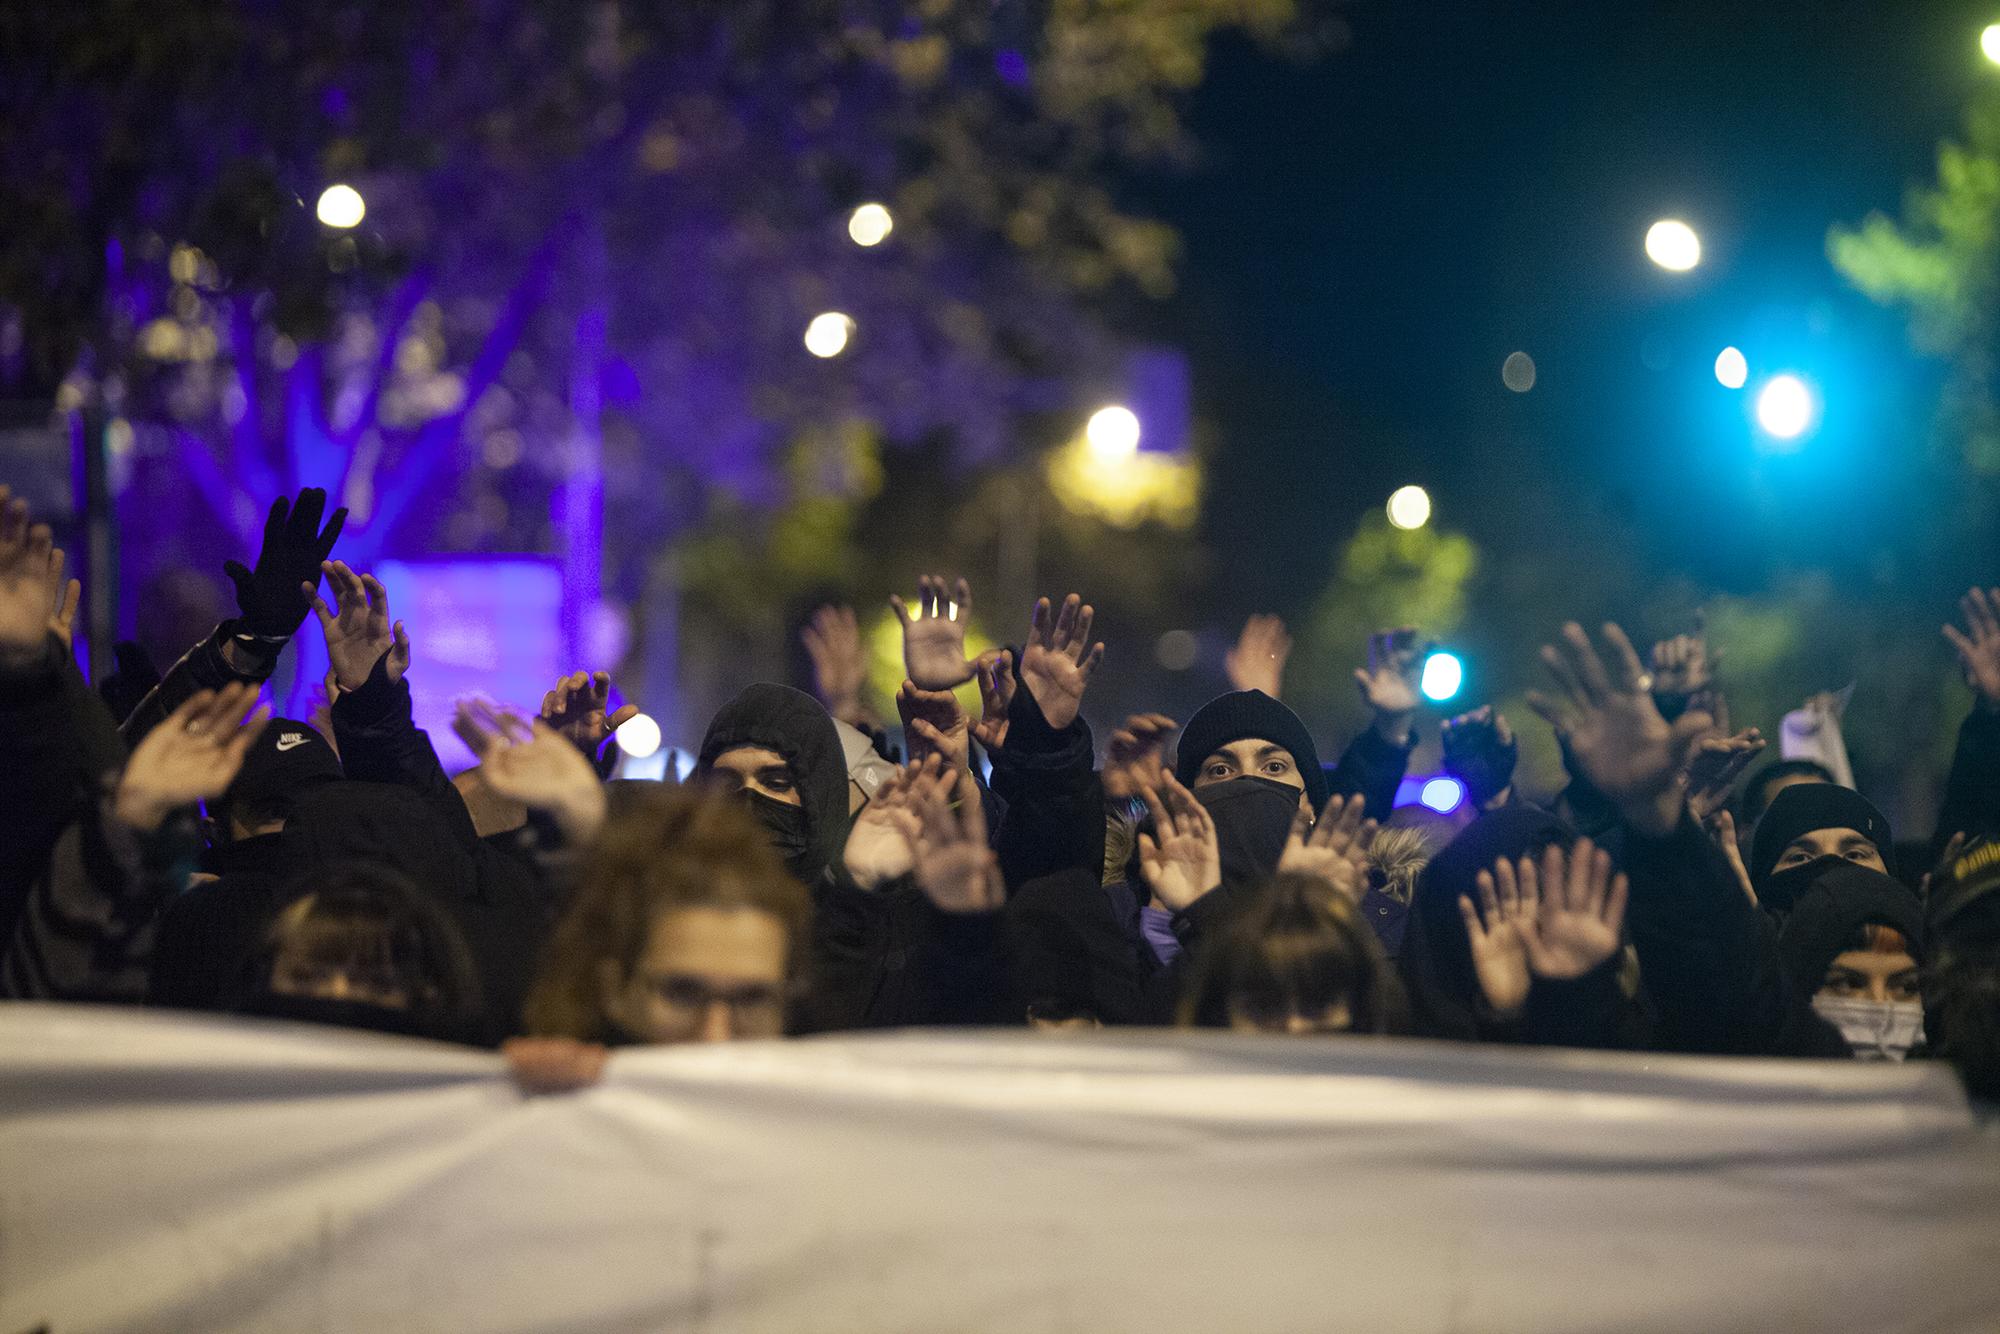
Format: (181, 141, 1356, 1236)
(697, 683, 850, 886)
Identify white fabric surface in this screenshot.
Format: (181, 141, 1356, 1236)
(4, 1003, 1999, 1333)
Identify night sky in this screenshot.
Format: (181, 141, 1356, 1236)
(1140, 0, 1994, 613)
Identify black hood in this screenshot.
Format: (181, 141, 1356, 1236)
(1402, 805, 1570, 1039)
(697, 683, 850, 884)
(1775, 861, 1924, 1000)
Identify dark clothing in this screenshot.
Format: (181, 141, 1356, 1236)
(119, 620, 280, 749)
(1934, 704, 2000, 860)
(803, 869, 1017, 1031)
(1622, 813, 1850, 1057)
(1775, 862, 1925, 998)
(0, 637, 123, 951)
(1320, 725, 1416, 830)
(990, 671, 1101, 890)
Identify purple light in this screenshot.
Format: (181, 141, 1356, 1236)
(995, 49, 1030, 87)
(374, 558, 566, 770)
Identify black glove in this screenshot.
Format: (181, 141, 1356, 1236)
(1441, 707, 1518, 808)
(221, 488, 347, 642)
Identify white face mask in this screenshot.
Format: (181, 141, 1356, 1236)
(1812, 996, 1924, 1062)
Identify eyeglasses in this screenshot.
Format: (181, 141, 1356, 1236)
(642, 973, 785, 1022)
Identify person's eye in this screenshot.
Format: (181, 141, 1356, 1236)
(1891, 975, 1921, 1002)
(1844, 849, 1872, 863)
(763, 775, 794, 792)
(1205, 763, 1230, 778)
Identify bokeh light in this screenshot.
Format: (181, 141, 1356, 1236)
(1644, 218, 1701, 271)
(316, 184, 366, 229)
(1419, 776, 1467, 814)
(1755, 374, 1815, 441)
(1501, 350, 1537, 392)
(848, 202, 894, 247)
(1386, 484, 1432, 531)
(1154, 629, 1199, 671)
(615, 712, 663, 758)
(1420, 650, 1464, 702)
(1085, 404, 1142, 461)
(1714, 346, 1748, 389)
(1983, 23, 2000, 64)
(804, 311, 856, 358)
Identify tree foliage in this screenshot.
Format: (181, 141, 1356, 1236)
(1829, 89, 2000, 475)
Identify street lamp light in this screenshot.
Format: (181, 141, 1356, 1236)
(1645, 218, 1701, 271)
(1982, 23, 2000, 64)
(316, 184, 366, 229)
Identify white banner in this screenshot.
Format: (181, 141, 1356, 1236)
(3, 1004, 1999, 1333)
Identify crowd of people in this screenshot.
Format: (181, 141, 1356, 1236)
(2, 483, 1997, 1101)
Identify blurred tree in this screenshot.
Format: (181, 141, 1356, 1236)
(1829, 88, 2000, 477)
(0, 0, 1325, 725)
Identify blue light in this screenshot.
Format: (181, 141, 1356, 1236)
(1419, 776, 1466, 814)
(1754, 374, 1816, 446)
(1420, 651, 1464, 702)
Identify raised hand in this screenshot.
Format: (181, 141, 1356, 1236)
(1278, 793, 1377, 903)
(972, 649, 1015, 752)
(1461, 865, 1533, 1019)
(890, 575, 978, 691)
(0, 486, 79, 665)
(908, 757, 1004, 913)
(1507, 838, 1629, 980)
(309, 560, 408, 691)
(1710, 810, 1756, 903)
(1019, 594, 1104, 731)
(1526, 622, 1713, 837)
(1944, 586, 2000, 710)
(452, 698, 607, 844)
(540, 670, 639, 756)
(801, 604, 870, 724)
(1354, 627, 1424, 742)
(222, 487, 347, 641)
(1136, 772, 1222, 913)
(113, 683, 271, 833)
(1441, 706, 1518, 809)
(1226, 613, 1292, 698)
(1648, 628, 1715, 715)
(1682, 728, 1765, 822)
(843, 760, 927, 889)
(502, 1037, 609, 1094)
(1102, 712, 1177, 801)
(897, 679, 970, 774)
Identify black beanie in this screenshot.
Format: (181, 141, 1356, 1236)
(1775, 863, 1923, 1000)
(1750, 783, 1894, 887)
(1173, 690, 1330, 810)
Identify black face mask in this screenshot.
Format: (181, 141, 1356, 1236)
(1193, 776, 1305, 893)
(741, 789, 816, 878)
(1759, 854, 1852, 920)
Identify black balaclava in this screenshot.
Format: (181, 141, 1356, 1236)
(1775, 861, 1925, 1001)
(1402, 805, 1571, 1040)
(1173, 690, 1331, 811)
(1749, 783, 1894, 909)
(697, 683, 850, 885)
